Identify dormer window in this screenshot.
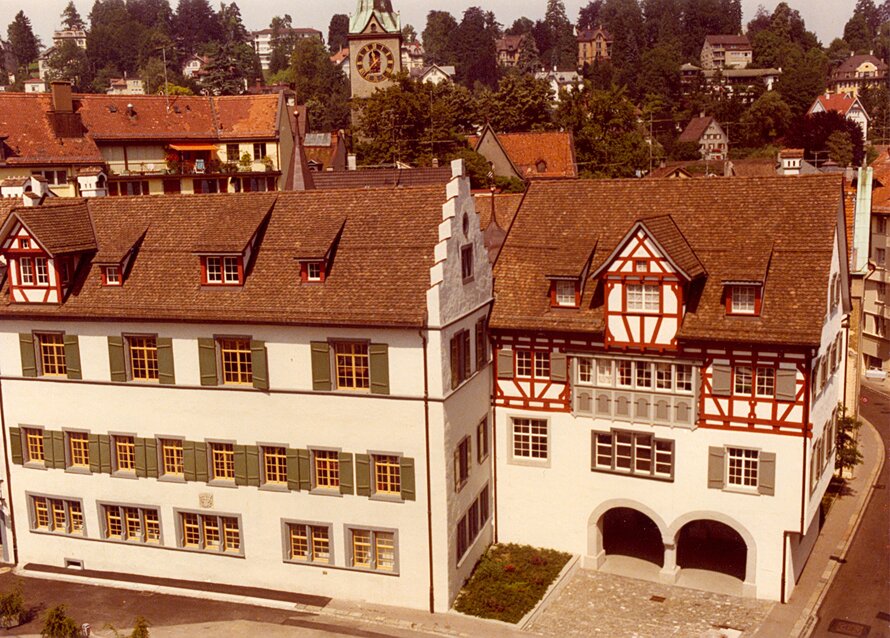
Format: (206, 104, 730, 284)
(627, 284, 659, 312)
(300, 260, 325, 283)
(103, 266, 121, 286)
(203, 256, 242, 286)
(727, 284, 761, 315)
(551, 279, 580, 308)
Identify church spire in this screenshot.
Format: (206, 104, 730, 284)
(350, 0, 400, 34)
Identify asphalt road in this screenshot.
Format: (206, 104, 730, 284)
(812, 385, 890, 638)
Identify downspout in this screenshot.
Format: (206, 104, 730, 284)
(491, 337, 498, 544)
(419, 323, 435, 614)
(780, 530, 789, 603)
(800, 355, 811, 536)
(0, 379, 18, 566)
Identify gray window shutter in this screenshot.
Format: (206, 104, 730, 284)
(99, 434, 111, 473)
(355, 453, 371, 496)
(183, 441, 197, 481)
(400, 456, 416, 501)
(369, 344, 389, 395)
(9, 427, 22, 465)
(198, 338, 218, 386)
(339, 452, 354, 495)
(108, 336, 127, 382)
(64, 335, 82, 380)
(144, 438, 158, 478)
(450, 337, 459, 390)
(310, 342, 332, 391)
(775, 369, 797, 401)
(51, 430, 65, 469)
(157, 338, 175, 385)
(234, 444, 248, 486)
(758, 452, 776, 496)
(497, 348, 514, 379)
(19, 334, 37, 377)
(250, 341, 269, 390)
(194, 442, 208, 482)
(297, 449, 310, 490)
(135, 438, 147, 477)
(707, 446, 725, 489)
(711, 364, 731, 396)
(551, 352, 567, 382)
(246, 445, 260, 486)
(89, 434, 101, 473)
(286, 448, 300, 490)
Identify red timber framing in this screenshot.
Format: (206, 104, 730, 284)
(1, 222, 65, 304)
(491, 330, 814, 438)
(602, 231, 685, 352)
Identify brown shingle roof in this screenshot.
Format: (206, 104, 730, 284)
(474, 193, 524, 232)
(191, 194, 276, 253)
(638, 215, 706, 279)
(491, 176, 844, 347)
(678, 117, 715, 144)
(0, 188, 448, 327)
(704, 34, 751, 47)
(833, 54, 888, 75)
(10, 201, 97, 255)
(312, 167, 451, 189)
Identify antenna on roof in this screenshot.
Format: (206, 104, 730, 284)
(162, 46, 170, 114)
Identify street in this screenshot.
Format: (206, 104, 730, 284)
(813, 385, 890, 638)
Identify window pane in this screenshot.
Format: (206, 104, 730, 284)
(374, 455, 401, 494)
(534, 351, 550, 378)
(655, 363, 672, 390)
(515, 351, 532, 377)
(352, 529, 372, 567)
(290, 524, 309, 560)
(219, 338, 252, 385)
(615, 433, 633, 470)
(314, 450, 340, 488)
(375, 532, 395, 572)
(675, 365, 693, 392)
(616, 360, 632, 387)
(128, 336, 158, 381)
(635, 362, 652, 388)
(596, 360, 612, 385)
(578, 357, 592, 384)
(263, 447, 287, 484)
(335, 342, 370, 390)
(211, 443, 235, 480)
(38, 333, 67, 376)
(634, 434, 652, 473)
(756, 367, 775, 397)
(734, 366, 753, 394)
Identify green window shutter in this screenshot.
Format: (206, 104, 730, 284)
(99, 434, 111, 473)
(310, 342, 332, 391)
(297, 449, 310, 490)
(551, 352, 567, 382)
(246, 445, 260, 486)
(707, 446, 725, 489)
(157, 338, 176, 385)
(198, 338, 219, 386)
(107, 336, 127, 382)
(250, 341, 269, 390)
(286, 448, 300, 490)
(145, 438, 158, 478)
(339, 452, 354, 495)
(759, 452, 776, 496)
(400, 456, 416, 501)
(497, 348, 514, 379)
(51, 431, 65, 469)
(711, 364, 731, 396)
(355, 453, 371, 497)
(450, 337, 460, 390)
(9, 427, 23, 465)
(369, 344, 390, 395)
(64, 335, 82, 380)
(19, 334, 37, 377)
(134, 438, 147, 477)
(234, 444, 248, 486)
(89, 434, 101, 472)
(194, 442, 208, 482)
(183, 441, 197, 481)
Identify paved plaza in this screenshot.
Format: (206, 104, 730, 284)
(529, 569, 773, 638)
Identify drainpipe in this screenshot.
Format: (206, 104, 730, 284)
(419, 324, 435, 614)
(491, 337, 498, 544)
(0, 378, 18, 566)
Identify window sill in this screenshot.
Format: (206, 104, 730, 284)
(283, 558, 333, 569)
(507, 456, 551, 469)
(722, 485, 760, 496)
(343, 565, 399, 577)
(310, 488, 343, 498)
(175, 546, 245, 558)
(65, 467, 91, 476)
(208, 479, 237, 489)
(112, 470, 138, 480)
(158, 475, 187, 484)
(259, 484, 290, 493)
(590, 467, 673, 482)
(23, 462, 47, 471)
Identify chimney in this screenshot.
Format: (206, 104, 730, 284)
(51, 81, 73, 113)
(126, 103, 136, 118)
(432, 157, 439, 168)
(347, 154, 357, 171)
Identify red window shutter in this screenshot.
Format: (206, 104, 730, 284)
(754, 286, 762, 315)
(200, 257, 207, 284)
(550, 282, 557, 307)
(300, 263, 308, 283)
(575, 283, 581, 307)
(724, 287, 732, 314)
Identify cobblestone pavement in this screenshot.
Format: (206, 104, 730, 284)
(528, 570, 773, 638)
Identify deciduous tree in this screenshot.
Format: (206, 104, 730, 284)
(44, 39, 91, 91)
(422, 10, 458, 65)
(283, 38, 350, 132)
(453, 7, 499, 88)
(328, 14, 349, 53)
(475, 72, 554, 132)
(738, 90, 792, 146)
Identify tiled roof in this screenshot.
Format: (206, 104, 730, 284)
(191, 195, 276, 253)
(704, 34, 750, 46)
(637, 215, 706, 279)
(490, 176, 844, 347)
(11, 200, 97, 255)
(0, 187, 448, 327)
(312, 167, 451, 189)
(678, 117, 714, 143)
(474, 193, 524, 232)
(496, 35, 525, 52)
(471, 130, 578, 179)
(808, 93, 863, 117)
(577, 26, 613, 41)
(833, 54, 888, 75)
(726, 159, 777, 177)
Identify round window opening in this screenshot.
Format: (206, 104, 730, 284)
(462, 212, 469, 236)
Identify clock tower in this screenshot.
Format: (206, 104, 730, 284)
(348, 0, 402, 99)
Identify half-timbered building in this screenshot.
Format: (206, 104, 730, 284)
(0, 160, 493, 612)
(489, 175, 849, 601)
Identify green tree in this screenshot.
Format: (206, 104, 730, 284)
(835, 406, 863, 475)
(218, 3, 249, 46)
(87, 0, 143, 75)
(41, 605, 78, 638)
(826, 38, 852, 66)
(200, 40, 259, 95)
(60, 1, 86, 30)
(453, 7, 499, 88)
(601, 0, 644, 94)
(843, 12, 873, 52)
(328, 14, 349, 53)
(554, 83, 649, 178)
(506, 17, 535, 36)
(7, 11, 41, 68)
(739, 90, 792, 146)
(422, 10, 459, 65)
(641, 0, 682, 47)
(745, 4, 772, 39)
(282, 38, 350, 131)
(826, 130, 854, 166)
(44, 40, 91, 91)
(540, 0, 576, 71)
(173, 0, 221, 59)
(859, 83, 889, 141)
(638, 38, 682, 105)
(578, 1, 604, 31)
(680, 0, 742, 58)
(402, 24, 417, 43)
(516, 34, 542, 74)
(787, 110, 865, 166)
(475, 72, 554, 131)
(127, 0, 173, 32)
(777, 47, 828, 118)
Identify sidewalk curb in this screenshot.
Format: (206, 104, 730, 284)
(792, 416, 885, 638)
(521, 553, 580, 630)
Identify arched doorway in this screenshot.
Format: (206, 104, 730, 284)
(601, 507, 665, 567)
(676, 519, 747, 580)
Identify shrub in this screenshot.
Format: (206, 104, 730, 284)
(454, 544, 570, 624)
(41, 605, 79, 638)
(0, 582, 24, 627)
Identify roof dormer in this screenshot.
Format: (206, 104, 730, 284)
(192, 201, 273, 288)
(724, 282, 762, 316)
(549, 277, 580, 308)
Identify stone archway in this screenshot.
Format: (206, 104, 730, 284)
(586, 499, 670, 572)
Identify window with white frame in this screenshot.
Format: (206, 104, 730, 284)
(734, 366, 752, 394)
(204, 256, 241, 285)
(512, 417, 548, 461)
(554, 280, 577, 306)
(576, 358, 694, 394)
(726, 447, 758, 488)
(730, 285, 757, 314)
(34, 258, 49, 285)
(755, 366, 775, 397)
(19, 257, 34, 285)
(514, 350, 550, 379)
(103, 265, 121, 286)
(626, 283, 659, 312)
(592, 430, 673, 479)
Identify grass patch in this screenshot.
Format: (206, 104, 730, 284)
(453, 543, 571, 624)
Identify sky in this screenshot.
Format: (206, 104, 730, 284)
(3, 0, 857, 50)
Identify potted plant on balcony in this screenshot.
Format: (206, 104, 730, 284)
(261, 155, 274, 171)
(165, 152, 181, 174)
(239, 152, 252, 171)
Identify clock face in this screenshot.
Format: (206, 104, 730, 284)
(356, 42, 396, 83)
